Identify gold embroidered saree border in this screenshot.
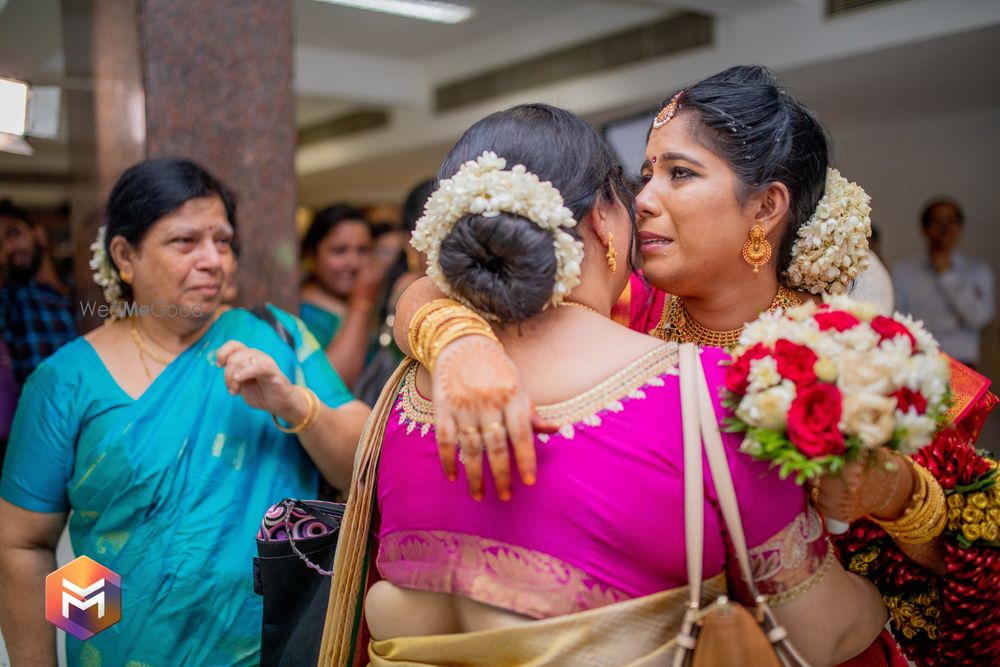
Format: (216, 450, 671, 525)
(397, 343, 679, 429)
(377, 529, 631, 619)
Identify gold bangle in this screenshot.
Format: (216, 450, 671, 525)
(874, 463, 947, 544)
(408, 299, 499, 370)
(272, 386, 320, 434)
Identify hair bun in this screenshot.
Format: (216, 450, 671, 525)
(438, 213, 557, 322)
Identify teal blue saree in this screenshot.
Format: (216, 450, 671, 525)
(1, 306, 353, 666)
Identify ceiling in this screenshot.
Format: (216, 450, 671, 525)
(2, 0, 999, 208)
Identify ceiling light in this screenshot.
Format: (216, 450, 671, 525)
(313, 0, 474, 24)
(0, 77, 28, 137)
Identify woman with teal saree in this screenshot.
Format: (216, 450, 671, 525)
(0, 158, 370, 667)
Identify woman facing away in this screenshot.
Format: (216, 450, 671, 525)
(320, 103, 887, 667)
(395, 65, 999, 666)
(300, 204, 394, 387)
(0, 158, 370, 667)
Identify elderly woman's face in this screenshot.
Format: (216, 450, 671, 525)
(127, 196, 235, 318)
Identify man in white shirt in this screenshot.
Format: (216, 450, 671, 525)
(892, 199, 995, 366)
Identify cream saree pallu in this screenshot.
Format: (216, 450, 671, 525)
(318, 358, 727, 667)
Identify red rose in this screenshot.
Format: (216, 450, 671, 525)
(870, 315, 916, 350)
(774, 339, 818, 387)
(725, 343, 771, 395)
(814, 310, 861, 332)
(893, 387, 928, 415)
(787, 384, 846, 457)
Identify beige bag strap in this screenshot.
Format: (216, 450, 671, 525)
(675, 343, 811, 667)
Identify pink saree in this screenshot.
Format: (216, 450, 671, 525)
(375, 344, 806, 619)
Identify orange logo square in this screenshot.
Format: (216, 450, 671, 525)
(45, 556, 122, 640)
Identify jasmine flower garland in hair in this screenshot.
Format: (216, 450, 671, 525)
(89, 225, 125, 319)
(411, 151, 585, 318)
(783, 168, 872, 295)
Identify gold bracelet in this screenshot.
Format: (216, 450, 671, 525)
(408, 299, 458, 362)
(408, 299, 499, 370)
(874, 463, 947, 544)
(272, 386, 320, 434)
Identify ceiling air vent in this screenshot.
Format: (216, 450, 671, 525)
(827, 0, 909, 17)
(435, 11, 712, 112)
(298, 110, 389, 146)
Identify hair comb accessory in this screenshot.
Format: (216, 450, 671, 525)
(652, 90, 684, 129)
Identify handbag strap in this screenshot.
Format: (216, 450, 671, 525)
(679, 343, 706, 610)
(677, 343, 811, 667)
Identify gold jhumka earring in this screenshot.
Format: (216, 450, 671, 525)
(742, 224, 772, 273)
(606, 233, 617, 273)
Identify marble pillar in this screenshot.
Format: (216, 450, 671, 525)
(62, 0, 298, 327)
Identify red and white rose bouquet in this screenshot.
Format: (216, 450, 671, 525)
(724, 296, 952, 484)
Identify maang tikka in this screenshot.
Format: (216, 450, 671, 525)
(652, 90, 684, 129)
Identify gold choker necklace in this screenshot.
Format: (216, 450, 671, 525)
(651, 285, 801, 350)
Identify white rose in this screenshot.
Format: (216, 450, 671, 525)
(837, 352, 895, 395)
(840, 393, 896, 449)
(736, 380, 796, 431)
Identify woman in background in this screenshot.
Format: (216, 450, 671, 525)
(0, 158, 369, 667)
(300, 204, 393, 386)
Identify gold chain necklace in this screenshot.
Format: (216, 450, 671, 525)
(561, 301, 603, 316)
(651, 285, 801, 350)
(130, 317, 174, 369)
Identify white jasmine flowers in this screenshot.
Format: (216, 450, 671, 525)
(411, 151, 585, 316)
(89, 225, 125, 318)
(783, 168, 872, 295)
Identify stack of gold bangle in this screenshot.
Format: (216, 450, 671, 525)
(408, 298, 500, 371)
(873, 462, 947, 544)
(273, 386, 321, 434)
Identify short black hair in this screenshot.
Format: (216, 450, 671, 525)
(920, 198, 964, 229)
(0, 199, 30, 225)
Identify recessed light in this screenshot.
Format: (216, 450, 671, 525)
(313, 0, 474, 25)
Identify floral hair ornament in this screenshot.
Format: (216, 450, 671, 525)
(411, 151, 584, 318)
(783, 168, 872, 295)
(89, 225, 127, 320)
(652, 90, 683, 129)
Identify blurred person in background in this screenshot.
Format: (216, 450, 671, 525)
(0, 199, 77, 389)
(300, 204, 393, 387)
(0, 158, 369, 667)
(352, 178, 435, 406)
(893, 198, 995, 368)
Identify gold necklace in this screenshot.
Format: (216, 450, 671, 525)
(561, 301, 604, 316)
(130, 318, 174, 367)
(650, 285, 801, 350)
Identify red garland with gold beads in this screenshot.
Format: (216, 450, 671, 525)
(832, 427, 1000, 666)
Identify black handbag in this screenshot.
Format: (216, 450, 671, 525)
(253, 499, 345, 667)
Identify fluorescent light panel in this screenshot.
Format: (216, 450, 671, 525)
(0, 77, 28, 136)
(314, 0, 474, 24)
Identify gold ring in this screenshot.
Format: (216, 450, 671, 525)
(459, 426, 480, 436)
(481, 422, 505, 434)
